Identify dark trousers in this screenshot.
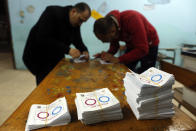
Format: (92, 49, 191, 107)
(125, 46, 158, 74)
(35, 69, 50, 85)
(35, 62, 58, 85)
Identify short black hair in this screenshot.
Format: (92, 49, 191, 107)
(93, 15, 115, 35)
(74, 2, 91, 15)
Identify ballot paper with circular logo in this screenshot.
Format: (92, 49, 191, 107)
(128, 67, 175, 88)
(124, 67, 175, 96)
(140, 67, 175, 86)
(75, 88, 123, 124)
(123, 67, 175, 120)
(25, 97, 71, 131)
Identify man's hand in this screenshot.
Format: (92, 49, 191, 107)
(101, 53, 119, 63)
(82, 51, 89, 60)
(69, 48, 81, 58)
(109, 56, 119, 63)
(93, 51, 106, 58)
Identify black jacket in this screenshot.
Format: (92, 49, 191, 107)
(23, 6, 88, 75)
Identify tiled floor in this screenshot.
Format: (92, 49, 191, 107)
(0, 52, 36, 125)
(0, 52, 195, 126)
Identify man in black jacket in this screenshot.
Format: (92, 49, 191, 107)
(23, 2, 91, 85)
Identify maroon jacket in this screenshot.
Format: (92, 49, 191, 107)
(107, 10, 159, 64)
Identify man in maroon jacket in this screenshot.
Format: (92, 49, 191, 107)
(93, 10, 159, 73)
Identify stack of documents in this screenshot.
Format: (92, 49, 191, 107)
(25, 97, 71, 131)
(75, 88, 123, 124)
(124, 67, 175, 120)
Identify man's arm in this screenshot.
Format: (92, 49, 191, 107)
(72, 27, 89, 59)
(72, 27, 88, 53)
(93, 42, 119, 61)
(107, 42, 120, 55)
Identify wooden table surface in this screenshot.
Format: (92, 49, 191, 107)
(1, 59, 196, 131)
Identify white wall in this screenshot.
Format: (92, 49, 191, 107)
(8, 0, 196, 69)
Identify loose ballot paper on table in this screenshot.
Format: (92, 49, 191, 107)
(25, 97, 71, 131)
(75, 88, 123, 124)
(99, 59, 112, 64)
(93, 58, 112, 64)
(124, 67, 175, 120)
(73, 54, 87, 63)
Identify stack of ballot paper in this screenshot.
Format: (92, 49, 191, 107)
(75, 88, 123, 124)
(25, 97, 71, 131)
(123, 67, 175, 120)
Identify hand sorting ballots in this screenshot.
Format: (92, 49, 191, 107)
(93, 51, 106, 59)
(70, 50, 90, 63)
(93, 51, 119, 64)
(69, 48, 89, 61)
(69, 48, 81, 59)
(73, 55, 87, 63)
(82, 51, 89, 61)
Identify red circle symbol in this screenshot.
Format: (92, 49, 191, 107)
(85, 99, 96, 105)
(37, 112, 49, 119)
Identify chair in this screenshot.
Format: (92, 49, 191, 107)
(160, 60, 196, 116)
(157, 48, 176, 64)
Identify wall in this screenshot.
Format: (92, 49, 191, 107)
(8, 0, 196, 69)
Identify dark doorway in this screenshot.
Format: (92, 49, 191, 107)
(0, 0, 15, 68)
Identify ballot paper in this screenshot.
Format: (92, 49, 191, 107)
(25, 97, 71, 131)
(126, 68, 175, 88)
(126, 96, 175, 120)
(75, 88, 123, 124)
(99, 59, 112, 64)
(124, 68, 175, 96)
(73, 55, 87, 63)
(93, 58, 112, 64)
(124, 67, 175, 120)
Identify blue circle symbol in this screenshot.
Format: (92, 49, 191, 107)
(99, 96, 110, 102)
(151, 74, 162, 82)
(52, 106, 62, 115)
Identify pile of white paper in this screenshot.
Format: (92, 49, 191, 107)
(25, 97, 71, 131)
(75, 88, 123, 124)
(124, 67, 175, 120)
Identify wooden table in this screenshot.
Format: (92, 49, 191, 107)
(1, 59, 196, 131)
